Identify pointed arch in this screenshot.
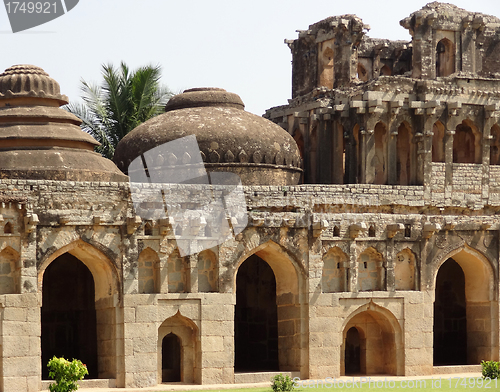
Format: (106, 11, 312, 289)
(436, 38, 455, 77)
(3, 221, 13, 234)
(341, 302, 403, 376)
(395, 248, 416, 290)
(453, 119, 481, 164)
(0, 246, 20, 294)
(322, 246, 348, 293)
(357, 247, 384, 291)
(157, 312, 200, 384)
(138, 247, 160, 294)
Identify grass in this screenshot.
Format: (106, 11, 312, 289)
(174, 376, 498, 392)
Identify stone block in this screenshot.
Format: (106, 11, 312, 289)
(202, 367, 224, 384)
(135, 305, 157, 323)
(201, 335, 224, 352)
(200, 304, 233, 321)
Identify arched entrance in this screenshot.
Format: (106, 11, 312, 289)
(234, 241, 303, 374)
(235, 255, 278, 371)
(433, 248, 495, 365)
(162, 333, 181, 382)
(41, 253, 98, 378)
(342, 304, 403, 376)
(345, 327, 361, 375)
(433, 258, 466, 365)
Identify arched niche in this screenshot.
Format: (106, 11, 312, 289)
(322, 247, 348, 293)
(394, 249, 416, 290)
(357, 247, 384, 291)
(341, 303, 403, 376)
(373, 122, 387, 185)
(396, 122, 415, 185)
(453, 119, 481, 164)
(157, 312, 200, 384)
(167, 248, 189, 293)
(436, 38, 455, 77)
(197, 249, 217, 293)
(432, 121, 445, 163)
(138, 247, 160, 294)
(0, 246, 20, 294)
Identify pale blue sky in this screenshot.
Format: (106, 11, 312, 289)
(1, 0, 499, 115)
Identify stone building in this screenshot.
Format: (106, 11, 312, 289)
(0, 2, 500, 391)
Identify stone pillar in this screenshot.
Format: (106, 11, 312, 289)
(348, 241, 358, 292)
(189, 253, 198, 293)
(385, 238, 396, 292)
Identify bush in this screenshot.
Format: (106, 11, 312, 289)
(47, 356, 89, 392)
(271, 373, 294, 392)
(481, 360, 500, 379)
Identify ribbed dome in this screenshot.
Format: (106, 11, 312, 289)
(114, 88, 302, 186)
(0, 65, 127, 182)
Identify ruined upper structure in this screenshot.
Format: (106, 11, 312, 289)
(0, 65, 127, 182)
(267, 2, 500, 189)
(115, 88, 302, 185)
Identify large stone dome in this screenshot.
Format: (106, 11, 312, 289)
(0, 65, 127, 182)
(114, 88, 302, 185)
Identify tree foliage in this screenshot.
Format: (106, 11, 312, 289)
(66, 62, 172, 159)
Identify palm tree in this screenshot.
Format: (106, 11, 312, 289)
(66, 62, 173, 159)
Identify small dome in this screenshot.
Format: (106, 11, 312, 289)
(114, 88, 302, 185)
(0, 65, 127, 182)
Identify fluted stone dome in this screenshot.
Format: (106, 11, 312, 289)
(0, 65, 127, 182)
(114, 88, 302, 185)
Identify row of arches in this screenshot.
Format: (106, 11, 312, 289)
(138, 248, 218, 294)
(322, 247, 416, 292)
(31, 238, 499, 382)
(295, 117, 500, 185)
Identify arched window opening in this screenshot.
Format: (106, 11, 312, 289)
(373, 122, 387, 185)
(333, 225, 340, 237)
(4, 221, 13, 234)
(235, 255, 278, 372)
(380, 64, 392, 76)
(397, 123, 414, 185)
(357, 63, 368, 82)
(345, 327, 361, 375)
(144, 221, 153, 236)
(434, 258, 466, 365)
(41, 254, 98, 379)
(197, 250, 217, 292)
(322, 247, 348, 293)
(368, 225, 376, 237)
(432, 122, 445, 163)
(357, 248, 383, 291)
(162, 333, 181, 382)
(436, 39, 455, 77)
(453, 120, 481, 164)
(491, 124, 500, 165)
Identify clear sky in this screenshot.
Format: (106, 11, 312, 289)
(1, 0, 500, 116)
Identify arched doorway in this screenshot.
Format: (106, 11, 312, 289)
(433, 258, 466, 365)
(436, 38, 455, 77)
(433, 247, 496, 366)
(235, 255, 278, 371)
(345, 327, 361, 374)
(41, 253, 98, 379)
(162, 333, 181, 382)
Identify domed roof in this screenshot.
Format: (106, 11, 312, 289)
(0, 65, 127, 182)
(114, 88, 302, 185)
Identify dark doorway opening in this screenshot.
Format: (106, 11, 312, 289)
(433, 258, 467, 365)
(41, 253, 98, 379)
(235, 255, 278, 372)
(345, 327, 361, 374)
(162, 333, 181, 382)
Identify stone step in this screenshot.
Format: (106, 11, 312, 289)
(234, 371, 300, 384)
(433, 365, 482, 375)
(41, 378, 116, 390)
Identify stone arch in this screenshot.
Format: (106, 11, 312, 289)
(357, 63, 368, 82)
(432, 245, 497, 365)
(357, 247, 384, 291)
(138, 247, 160, 294)
(396, 121, 415, 185)
(394, 248, 416, 290)
(490, 124, 500, 165)
(3, 221, 13, 234)
(0, 246, 20, 294)
(157, 312, 200, 384)
(373, 122, 387, 184)
(38, 239, 119, 301)
(432, 121, 445, 163)
(38, 239, 120, 379)
(436, 38, 455, 77)
(197, 249, 217, 292)
(453, 119, 481, 164)
(322, 246, 348, 293)
(380, 64, 392, 76)
(233, 240, 303, 373)
(341, 302, 403, 376)
(168, 248, 189, 293)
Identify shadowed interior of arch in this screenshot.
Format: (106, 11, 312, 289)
(41, 253, 98, 379)
(162, 333, 181, 382)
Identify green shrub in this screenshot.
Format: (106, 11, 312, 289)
(481, 360, 500, 379)
(271, 373, 294, 392)
(47, 356, 89, 392)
